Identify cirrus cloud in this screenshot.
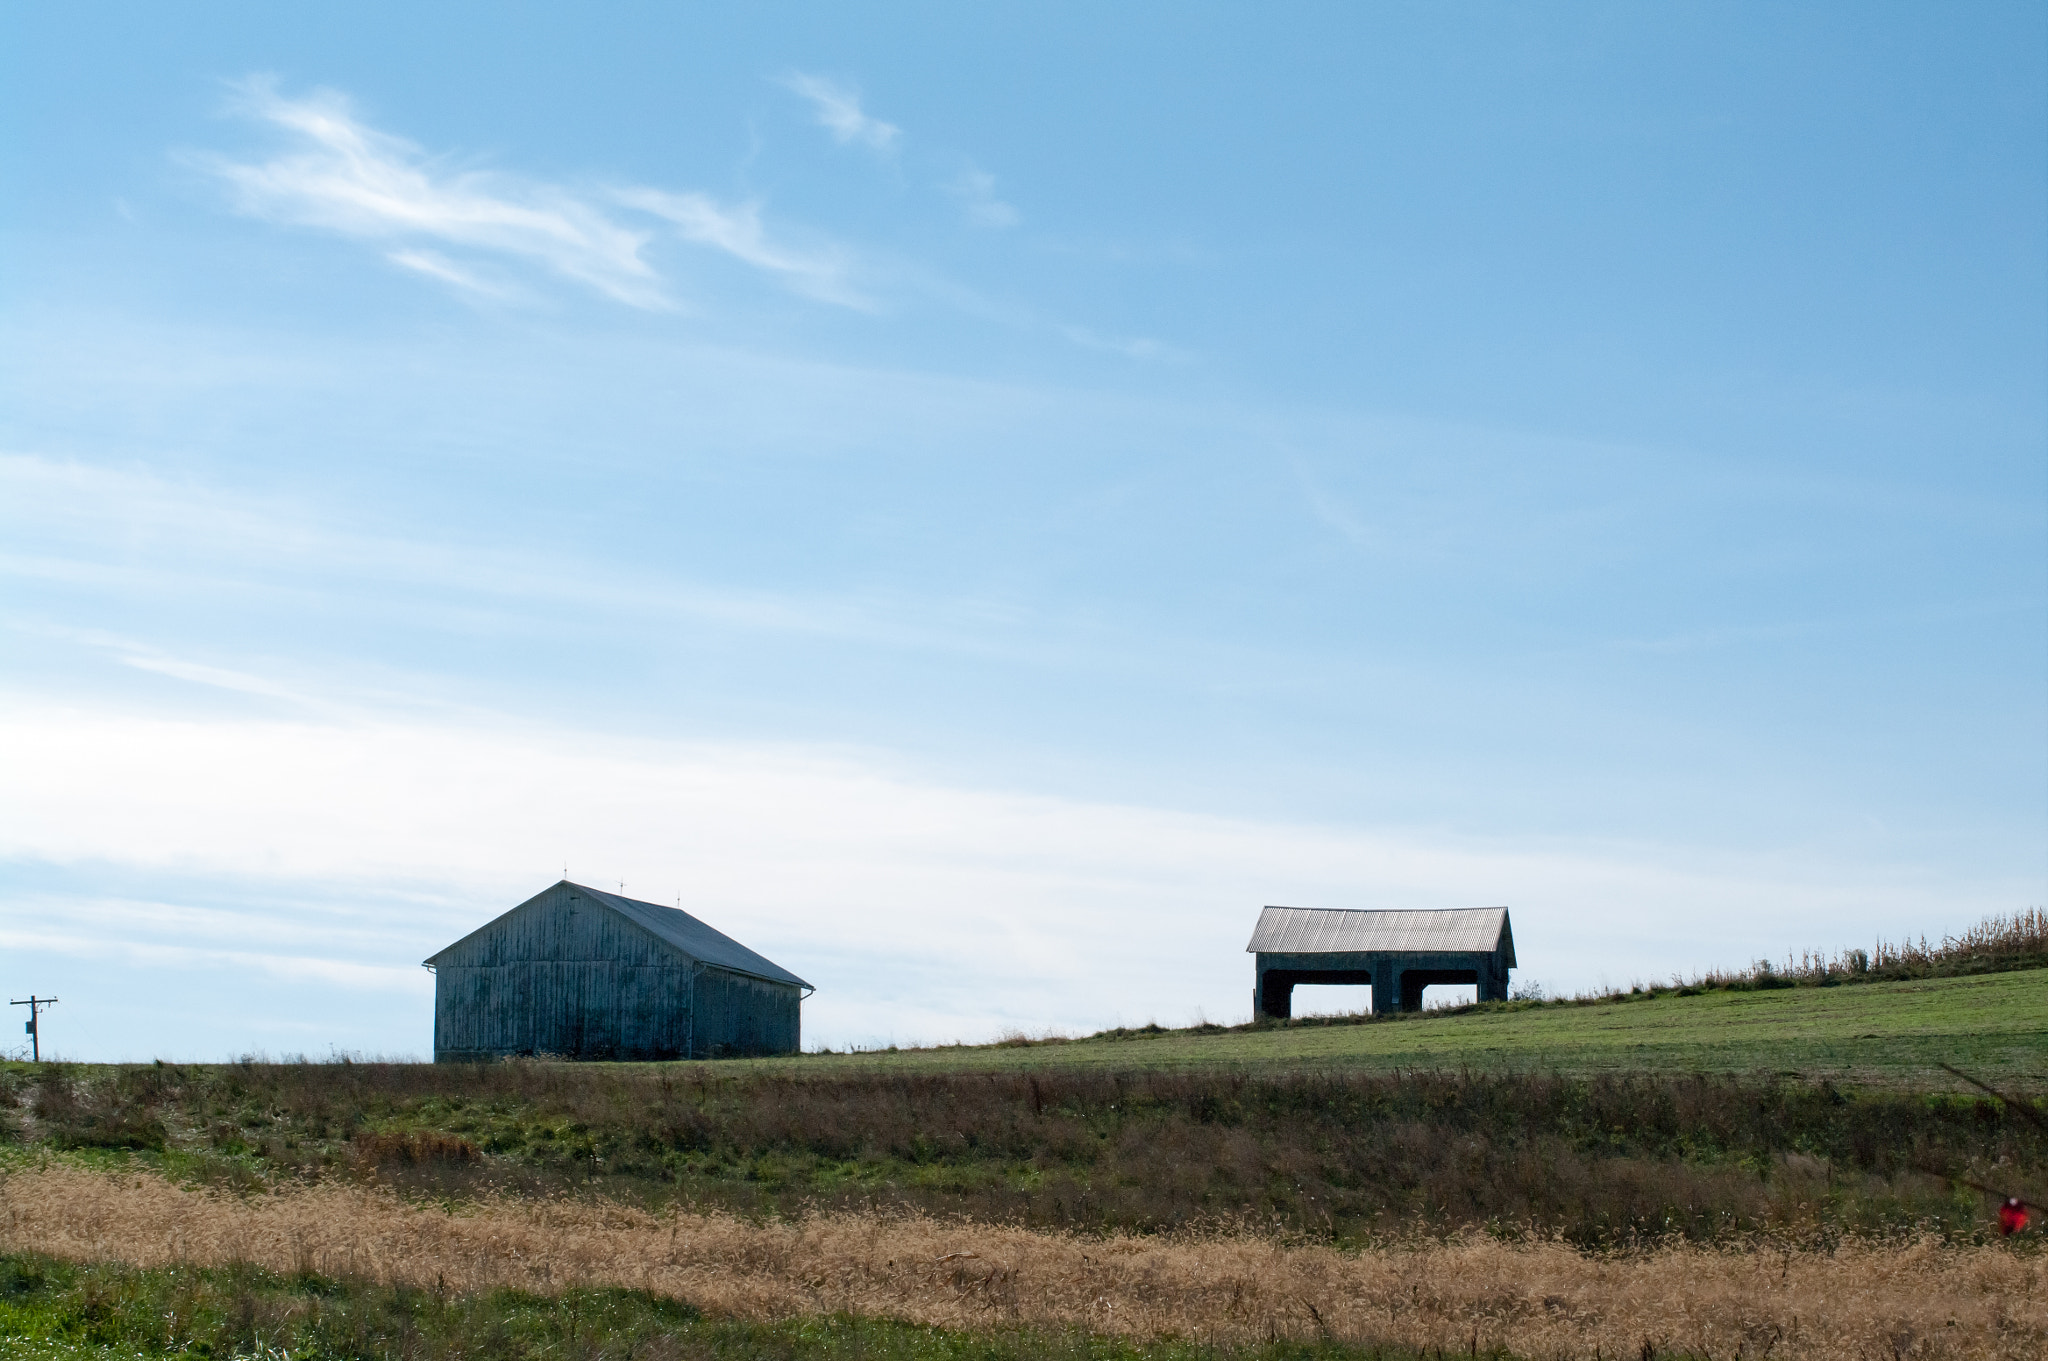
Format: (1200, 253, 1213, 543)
(779, 72, 901, 152)
(612, 187, 869, 309)
(190, 77, 860, 310)
(949, 164, 1019, 229)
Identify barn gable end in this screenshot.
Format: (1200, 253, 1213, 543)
(426, 881, 809, 1061)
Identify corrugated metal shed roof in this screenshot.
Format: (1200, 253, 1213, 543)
(1247, 905, 1511, 958)
(427, 882, 812, 990)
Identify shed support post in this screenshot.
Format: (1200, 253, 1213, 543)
(1370, 964, 1400, 1016)
(1255, 968, 1294, 1020)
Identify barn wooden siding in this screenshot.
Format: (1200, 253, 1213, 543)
(430, 883, 802, 1061)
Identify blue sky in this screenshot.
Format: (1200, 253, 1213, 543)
(2, 2, 2043, 1059)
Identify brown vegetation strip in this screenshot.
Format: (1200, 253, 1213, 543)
(3, 1165, 2043, 1359)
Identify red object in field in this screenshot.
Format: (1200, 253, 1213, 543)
(1999, 1198, 2029, 1235)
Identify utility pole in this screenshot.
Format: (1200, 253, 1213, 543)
(10, 996, 57, 1062)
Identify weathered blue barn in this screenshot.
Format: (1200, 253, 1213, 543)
(1248, 905, 1514, 1018)
(425, 881, 811, 1061)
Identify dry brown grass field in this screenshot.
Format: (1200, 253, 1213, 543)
(2, 1161, 2043, 1360)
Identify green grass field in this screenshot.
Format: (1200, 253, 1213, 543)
(760, 969, 2048, 1086)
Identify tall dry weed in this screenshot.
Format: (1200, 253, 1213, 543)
(1692, 907, 2048, 991)
(2, 1163, 2041, 1360)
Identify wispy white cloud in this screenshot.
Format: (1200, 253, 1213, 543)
(0, 452, 1022, 661)
(190, 77, 864, 310)
(1294, 462, 1376, 548)
(194, 77, 666, 306)
(1058, 324, 1188, 362)
(0, 916, 428, 995)
(780, 72, 900, 152)
(0, 691, 2017, 1051)
(611, 187, 868, 308)
(117, 648, 312, 703)
(386, 248, 507, 297)
(948, 164, 1018, 228)
(183, 77, 1173, 341)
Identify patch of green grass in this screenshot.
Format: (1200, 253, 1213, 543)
(0, 1254, 1439, 1361)
(744, 970, 2048, 1084)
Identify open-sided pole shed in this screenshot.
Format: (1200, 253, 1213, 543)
(1247, 905, 1514, 1018)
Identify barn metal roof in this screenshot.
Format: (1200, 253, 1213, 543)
(426, 881, 812, 990)
(571, 885, 813, 989)
(1247, 905, 1512, 961)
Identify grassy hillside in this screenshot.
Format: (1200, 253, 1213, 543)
(4, 968, 2044, 1361)
(5, 968, 2044, 1249)
(778, 969, 2048, 1085)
